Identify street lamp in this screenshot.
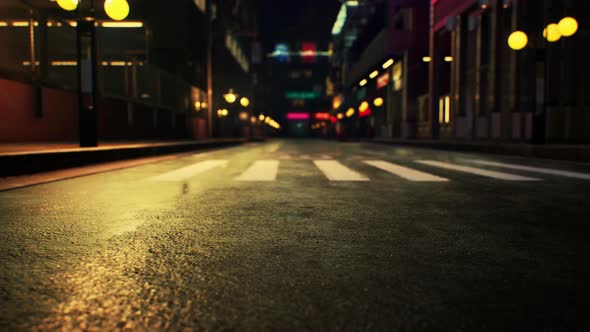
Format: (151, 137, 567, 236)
(104, 0, 130, 21)
(373, 97, 384, 107)
(240, 97, 250, 107)
(508, 31, 528, 50)
(56, 0, 132, 147)
(507, 16, 578, 144)
(57, 0, 78, 11)
(57, 0, 130, 21)
(223, 89, 237, 104)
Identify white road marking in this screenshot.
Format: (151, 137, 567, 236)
(235, 160, 279, 181)
(149, 160, 227, 181)
(314, 160, 369, 181)
(469, 160, 590, 180)
(364, 160, 449, 182)
(416, 160, 541, 181)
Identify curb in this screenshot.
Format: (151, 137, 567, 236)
(372, 139, 590, 162)
(0, 139, 247, 177)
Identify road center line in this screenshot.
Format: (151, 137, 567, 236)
(415, 160, 541, 181)
(364, 160, 449, 182)
(469, 160, 590, 180)
(148, 160, 227, 181)
(314, 160, 369, 181)
(235, 160, 279, 181)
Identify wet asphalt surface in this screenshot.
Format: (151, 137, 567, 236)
(1, 140, 589, 331)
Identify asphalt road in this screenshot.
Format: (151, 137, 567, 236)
(1, 140, 589, 331)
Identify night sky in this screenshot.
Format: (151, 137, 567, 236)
(258, 0, 341, 51)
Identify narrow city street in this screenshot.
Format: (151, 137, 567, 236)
(1, 140, 589, 331)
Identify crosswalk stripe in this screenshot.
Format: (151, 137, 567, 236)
(313, 160, 369, 181)
(149, 160, 227, 181)
(364, 160, 449, 182)
(416, 160, 541, 181)
(469, 160, 590, 180)
(235, 160, 279, 181)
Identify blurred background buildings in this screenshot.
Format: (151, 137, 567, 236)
(0, 0, 588, 145)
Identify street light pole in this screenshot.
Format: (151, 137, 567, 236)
(76, 1, 99, 147)
(206, 0, 215, 138)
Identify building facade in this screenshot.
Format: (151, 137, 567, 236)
(331, 0, 589, 144)
(0, 0, 259, 143)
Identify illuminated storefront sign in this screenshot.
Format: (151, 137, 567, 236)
(301, 42, 316, 63)
(285, 91, 320, 99)
(286, 112, 311, 120)
(314, 112, 331, 120)
(332, 95, 342, 110)
(273, 43, 290, 63)
(377, 72, 390, 89)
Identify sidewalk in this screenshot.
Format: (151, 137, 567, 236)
(0, 139, 248, 177)
(372, 138, 590, 162)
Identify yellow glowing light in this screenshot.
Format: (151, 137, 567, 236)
(239, 111, 249, 121)
(558, 17, 578, 37)
(57, 0, 79, 11)
(369, 70, 379, 79)
(11, 21, 29, 27)
(359, 101, 370, 112)
(224, 91, 237, 104)
(422, 56, 432, 63)
(104, 0, 130, 21)
(240, 97, 250, 107)
(346, 107, 355, 118)
(444, 96, 451, 124)
(265, 117, 271, 124)
(201, 102, 207, 109)
(507, 31, 528, 50)
(194, 101, 201, 111)
(373, 97, 384, 107)
(544, 23, 561, 42)
(444, 56, 453, 62)
(359, 79, 367, 87)
(382, 59, 394, 69)
(332, 96, 342, 110)
(217, 109, 229, 117)
(51, 61, 77, 66)
(337, 113, 344, 120)
(259, 114, 265, 121)
(102, 21, 143, 28)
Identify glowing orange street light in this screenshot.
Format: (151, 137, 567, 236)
(240, 97, 250, 107)
(224, 89, 238, 104)
(544, 23, 561, 42)
(558, 17, 578, 37)
(508, 31, 528, 50)
(57, 0, 78, 11)
(373, 97, 384, 107)
(104, 0, 130, 21)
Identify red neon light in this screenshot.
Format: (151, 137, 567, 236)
(301, 42, 316, 63)
(359, 108, 372, 118)
(330, 116, 338, 123)
(314, 112, 330, 120)
(377, 72, 390, 89)
(286, 112, 311, 120)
